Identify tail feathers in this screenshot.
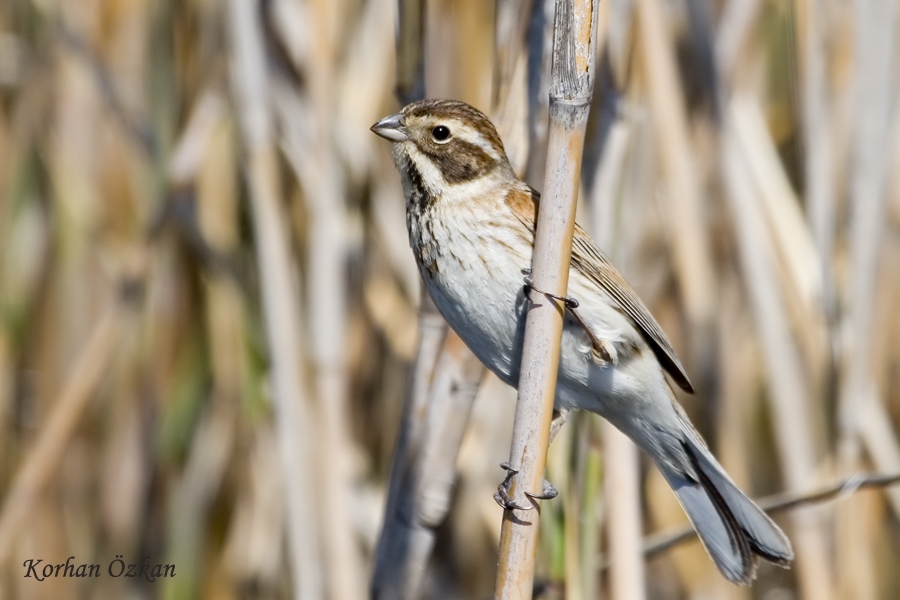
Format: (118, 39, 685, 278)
(660, 438, 794, 585)
(686, 438, 794, 565)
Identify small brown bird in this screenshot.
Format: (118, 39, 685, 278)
(372, 99, 793, 584)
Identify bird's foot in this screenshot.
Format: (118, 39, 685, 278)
(522, 267, 617, 366)
(493, 462, 559, 510)
(521, 268, 579, 309)
(494, 462, 531, 511)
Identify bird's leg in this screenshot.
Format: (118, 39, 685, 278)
(493, 409, 572, 508)
(521, 268, 579, 309)
(548, 408, 570, 445)
(524, 408, 570, 501)
(521, 268, 617, 366)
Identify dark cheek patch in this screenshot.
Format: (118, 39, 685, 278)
(423, 140, 496, 184)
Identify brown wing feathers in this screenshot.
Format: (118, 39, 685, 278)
(506, 187, 694, 394)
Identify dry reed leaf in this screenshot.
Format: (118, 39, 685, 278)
(730, 95, 830, 390)
(723, 109, 836, 599)
(168, 91, 227, 187)
(731, 96, 821, 305)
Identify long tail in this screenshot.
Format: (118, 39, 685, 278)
(658, 433, 794, 585)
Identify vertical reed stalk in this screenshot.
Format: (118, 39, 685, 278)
(227, 1, 322, 596)
(634, 0, 715, 329)
(840, 0, 900, 502)
(373, 329, 483, 599)
(798, 0, 837, 320)
(603, 423, 646, 599)
(588, 112, 645, 600)
(304, 0, 367, 596)
(495, 1, 598, 597)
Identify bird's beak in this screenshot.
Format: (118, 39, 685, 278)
(371, 113, 409, 142)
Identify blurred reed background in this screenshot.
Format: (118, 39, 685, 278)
(0, 0, 899, 599)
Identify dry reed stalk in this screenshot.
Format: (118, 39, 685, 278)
(335, 0, 399, 179)
(0, 294, 128, 566)
(48, 18, 105, 396)
(413, 333, 484, 549)
(396, 0, 426, 105)
(715, 0, 762, 79)
(493, 0, 535, 174)
(839, 0, 900, 509)
(588, 109, 645, 600)
(494, 0, 536, 112)
(577, 423, 602, 599)
(721, 105, 834, 600)
(221, 425, 288, 587)
(541, 420, 575, 595)
(834, 3, 900, 589)
(373, 331, 484, 599)
(375, 20, 498, 591)
(372, 0, 474, 591)
(299, 1, 368, 595)
(603, 423, 646, 600)
(713, 277, 759, 600)
(0, 335, 9, 458)
(195, 104, 247, 593)
(797, 0, 837, 320)
(733, 99, 821, 310)
(165, 390, 239, 597)
(375, 3, 496, 594)
(371, 291, 444, 596)
(524, 0, 555, 186)
(588, 119, 630, 251)
(634, 0, 715, 330)
(851, 261, 900, 527)
(495, 1, 599, 597)
(731, 99, 829, 389)
(226, 0, 321, 596)
(158, 90, 242, 597)
(605, 0, 633, 89)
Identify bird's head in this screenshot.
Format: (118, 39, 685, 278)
(371, 99, 515, 198)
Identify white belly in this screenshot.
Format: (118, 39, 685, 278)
(421, 224, 531, 385)
(409, 200, 634, 409)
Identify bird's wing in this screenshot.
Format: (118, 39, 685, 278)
(507, 186, 694, 393)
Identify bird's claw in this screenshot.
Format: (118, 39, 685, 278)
(494, 462, 532, 510)
(520, 268, 578, 309)
(493, 488, 531, 511)
(493, 462, 558, 510)
(525, 480, 559, 501)
(523, 267, 615, 366)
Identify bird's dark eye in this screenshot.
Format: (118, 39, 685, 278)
(431, 125, 451, 141)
